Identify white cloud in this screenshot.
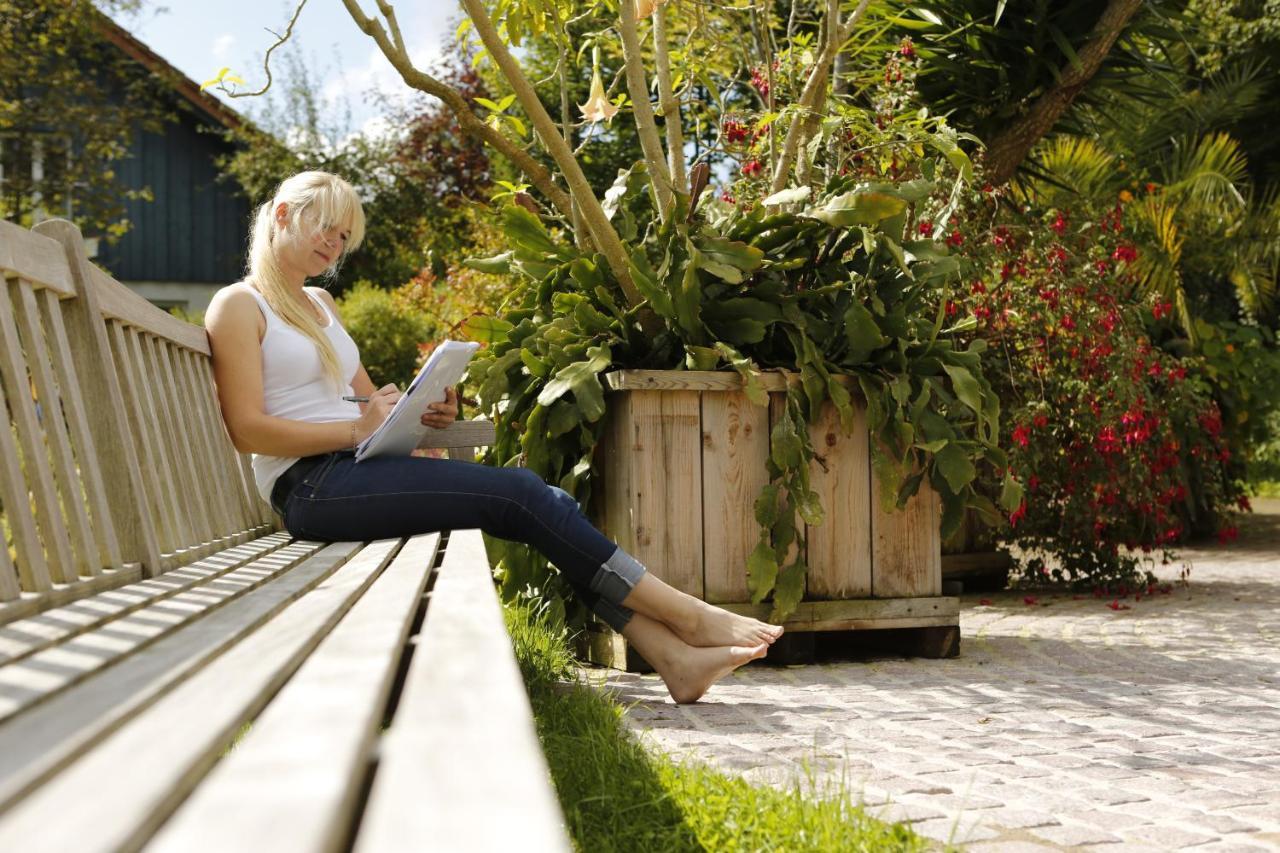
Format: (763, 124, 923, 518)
(212, 33, 235, 62)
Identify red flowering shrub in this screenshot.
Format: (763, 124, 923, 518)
(954, 195, 1247, 588)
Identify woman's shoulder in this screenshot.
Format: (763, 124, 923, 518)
(206, 282, 267, 335)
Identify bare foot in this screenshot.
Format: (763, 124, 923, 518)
(655, 642, 769, 704)
(675, 601, 784, 648)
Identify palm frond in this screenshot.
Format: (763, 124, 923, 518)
(1163, 132, 1249, 211)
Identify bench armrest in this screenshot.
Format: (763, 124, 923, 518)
(415, 419, 496, 451)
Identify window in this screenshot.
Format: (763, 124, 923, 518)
(0, 133, 74, 223)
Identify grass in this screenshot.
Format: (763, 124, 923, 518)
(504, 602, 928, 853)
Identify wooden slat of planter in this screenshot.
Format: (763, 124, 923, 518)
(0, 279, 75, 584)
(355, 530, 570, 853)
(11, 279, 98, 581)
(871, 477, 942, 598)
(631, 390, 703, 597)
(719, 595, 958, 631)
(700, 390, 769, 603)
(806, 396, 872, 599)
(606, 369, 794, 393)
(0, 540, 392, 852)
(38, 288, 123, 572)
(147, 534, 440, 853)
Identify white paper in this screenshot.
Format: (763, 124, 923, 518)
(354, 340, 481, 462)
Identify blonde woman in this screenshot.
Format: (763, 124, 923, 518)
(205, 171, 783, 703)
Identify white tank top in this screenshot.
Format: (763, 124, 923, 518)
(234, 283, 362, 502)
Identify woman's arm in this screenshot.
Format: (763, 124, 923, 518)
(205, 286, 396, 455)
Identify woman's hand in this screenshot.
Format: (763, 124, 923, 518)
(421, 387, 459, 430)
(354, 383, 401, 444)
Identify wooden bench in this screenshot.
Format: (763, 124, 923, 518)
(0, 219, 569, 851)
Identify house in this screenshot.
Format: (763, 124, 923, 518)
(3, 15, 252, 315)
(93, 17, 251, 315)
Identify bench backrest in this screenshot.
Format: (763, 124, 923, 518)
(0, 219, 272, 619)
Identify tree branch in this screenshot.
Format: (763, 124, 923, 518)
(220, 0, 310, 98)
(454, 0, 648, 311)
(652, 3, 686, 196)
(982, 0, 1144, 185)
(338, 0, 575, 221)
(618, 0, 675, 217)
(767, 0, 871, 197)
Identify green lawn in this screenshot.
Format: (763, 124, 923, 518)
(504, 603, 928, 853)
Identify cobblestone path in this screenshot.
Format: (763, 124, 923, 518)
(587, 499, 1280, 850)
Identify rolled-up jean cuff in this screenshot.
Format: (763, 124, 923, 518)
(590, 547, 647, 605)
(593, 598, 635, 632)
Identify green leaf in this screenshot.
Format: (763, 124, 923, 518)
(770, 561, 807, 622)
(462, 251, 512, 274)
(473, 97, 503, 112)
(999, 470, 1025, 513)
(546, 400, 580, 437)
(747, 539, 779, 604)
(805, 190, 908, 227)
(754, 483, 780, 527)
(716, 342, 769, 406)
(762, 186, 812, 206)
(536, 344, 612, 422)
(942, 363, 983, 418)
(935, 442, 976, 493)
(940, 490, 966, 542)
(684, 345, 720, 370)
(843, 300, 887, 361)
(462, 315, 513, 344)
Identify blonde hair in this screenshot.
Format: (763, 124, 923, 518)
(246, 171, 366, 388)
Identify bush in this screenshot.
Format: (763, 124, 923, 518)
(336, 280, 432, 388)
(953, 195, 1248, 589)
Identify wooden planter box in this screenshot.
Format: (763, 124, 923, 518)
(583, 370, 958, 670)
(941, 511, 1013, 591)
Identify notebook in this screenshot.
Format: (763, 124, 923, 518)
(354, 340, 481, 462)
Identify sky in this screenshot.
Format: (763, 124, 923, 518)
(103, 0, 463, 139)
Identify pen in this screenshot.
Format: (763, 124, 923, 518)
(342, 395, 369, 403)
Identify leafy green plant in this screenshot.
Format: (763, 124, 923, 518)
(469, 157, 1013, 622)
(336, 281, 433, 388)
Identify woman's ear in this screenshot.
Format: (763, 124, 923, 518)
(274, 201, 289, 226)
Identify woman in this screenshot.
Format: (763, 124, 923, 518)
(205, 171, 783, 704)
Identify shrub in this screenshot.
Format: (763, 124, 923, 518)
(336, 280, 432, 388)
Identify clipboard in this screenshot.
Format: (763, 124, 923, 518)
(354, 340, 481, 462)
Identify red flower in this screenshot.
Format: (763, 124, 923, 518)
(1237, 496, 1253, 512)
(1009, 499, 1028, 528)
(971, 280, 987, 294)
(946, 230, 964, 247)
(918, 219, 933, 237)
(1051, 211, 1068, 234)
(899, 37, 915, 57)
(1217, 525, 1238, 544)
(1108, 599, 1131, 611)
(1012, 424, 1031, 447)
(1023, 596, 1038, 606)
(1033, 414, 1048, 428)
(741, 159, 762, 177)
(979, 598, 993, 606)
(721, 119, 749, 144)
(1112, 244, 1138, 264)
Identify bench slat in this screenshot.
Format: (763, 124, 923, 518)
(107, 320, 181, 560)
(179, 347, 253, 533)
(170, 344, 237, 538)
(33, 220, 162, 575)
(149, 533, 442, 853)
(0, 539, 325, 723)
(145, 332, 214, 549)
(37, 287, 124, 572)
(0, 539, 401, 852)
(0, 357, 48, 593)
(355, 529, 571, 853)
(0, 531, 290, 667)
(12, 278, 100, 580)
(86, 262, 209, 355)
(0, 279, 74, 585)
(0, 540, 359, 815)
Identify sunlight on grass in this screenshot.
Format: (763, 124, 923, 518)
(504, 602, 927, 853)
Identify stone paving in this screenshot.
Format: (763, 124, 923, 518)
(587, 499, 1280, 850)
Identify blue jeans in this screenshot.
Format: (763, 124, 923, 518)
(273, 451, 644, 631)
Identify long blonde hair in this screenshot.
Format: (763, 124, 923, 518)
(247, 171, 366, 388)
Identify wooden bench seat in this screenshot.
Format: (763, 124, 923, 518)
(0, 220, 569, 851)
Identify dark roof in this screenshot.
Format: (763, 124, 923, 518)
(94, 12, 248, 132)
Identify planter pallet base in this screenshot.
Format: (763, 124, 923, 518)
(577, 596, 960, 673)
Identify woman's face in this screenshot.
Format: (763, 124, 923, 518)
(274, 202, 352, 281)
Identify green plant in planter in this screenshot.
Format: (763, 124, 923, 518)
(469, 163, 1017, 622)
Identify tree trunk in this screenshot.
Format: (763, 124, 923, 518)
(982, 0, 1144, 186)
